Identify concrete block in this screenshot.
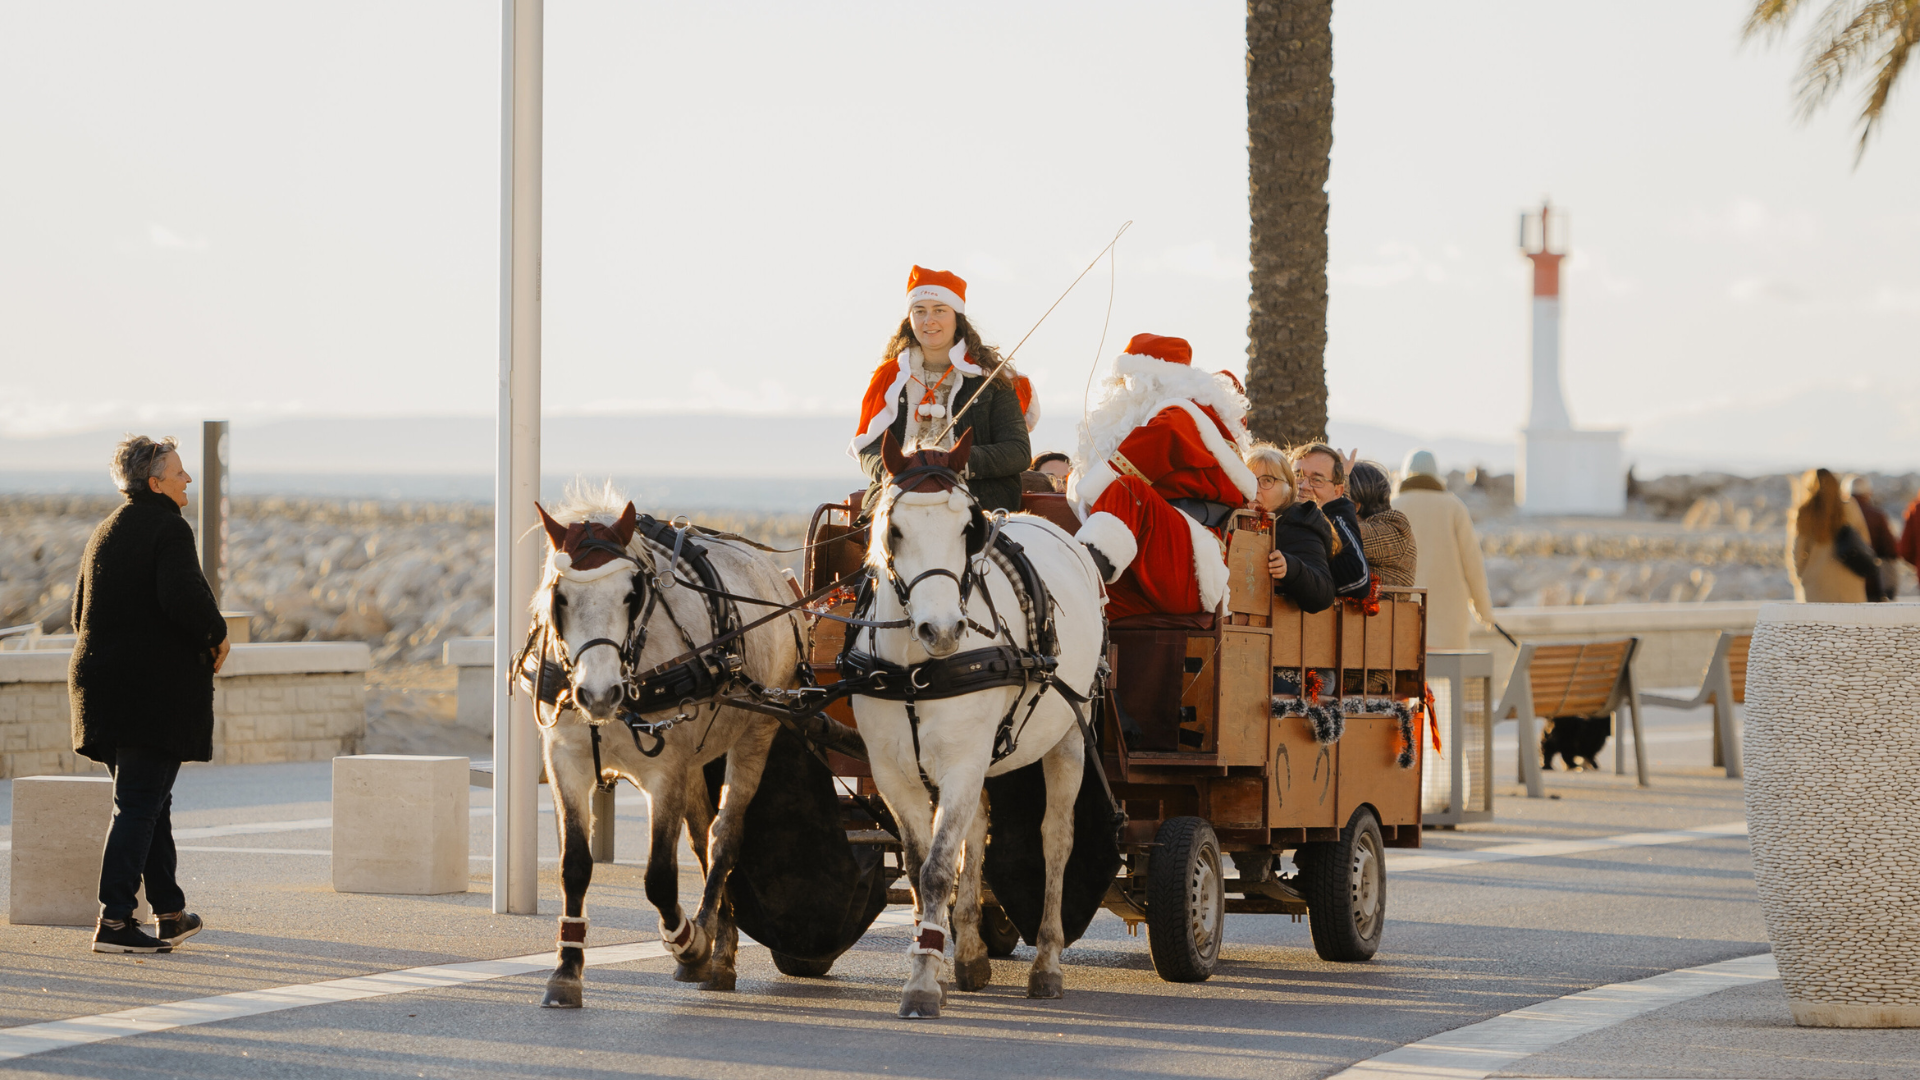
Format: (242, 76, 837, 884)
(332, 755, 469, 895)
(10, 775, 149, 925)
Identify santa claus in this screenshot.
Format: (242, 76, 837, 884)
(1069, 334, 1258, 620)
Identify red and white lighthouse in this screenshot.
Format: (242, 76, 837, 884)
(1515, 199, 1625, 516)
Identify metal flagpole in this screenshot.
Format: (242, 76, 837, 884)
(493, 0, 542, 915)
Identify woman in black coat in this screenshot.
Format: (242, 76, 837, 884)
(69, 435, 226, 953)
(1243, 445, 1335, 613)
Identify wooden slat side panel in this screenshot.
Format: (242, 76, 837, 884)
(1268, 711, 1338, 829)
(1217, 631, 1270, 765)
(1335, 716, 1421, 828)
(1227, 530, 1274, 618)
(1272, 604, 1304, 668)
(1339, 606, 1364, 672)
(1303, 609, 1338, 668)
(1363, 605, 1393, 670)
(1182, 635, 1219, 753)
(1208, 776, 1265, 830)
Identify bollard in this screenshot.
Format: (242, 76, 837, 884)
(332, 755, 469, 895)
(10, 776, 149, 925)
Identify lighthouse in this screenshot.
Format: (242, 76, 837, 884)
(1515, 200, 1624, 516)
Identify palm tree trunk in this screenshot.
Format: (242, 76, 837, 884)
(1245, 0, 1333, 446)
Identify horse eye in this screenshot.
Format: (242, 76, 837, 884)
(554, 593, 569, 606)
(889, 526, 902, 542)
(624, 591, 641, 606)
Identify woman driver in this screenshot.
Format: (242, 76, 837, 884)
(849, 266, 1030, 515)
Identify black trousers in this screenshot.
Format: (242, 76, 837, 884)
(97, 745, 186, 921)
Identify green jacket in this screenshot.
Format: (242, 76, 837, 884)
(859, 372, 1031, 515)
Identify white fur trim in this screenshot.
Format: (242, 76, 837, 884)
(909, 920, 949, 957)
(1067, 460, 1118, 520)
(1179, 508, 1232, 612)
(848, 345, 983, 458)
(1074, 511, 1138, 581)
(1159, 399, 1260, 501)
(1076, 355, 1252, 474)
(907, 284, 964, 314)
(548, 551, 633, 584)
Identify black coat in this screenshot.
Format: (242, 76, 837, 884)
(859, 370, 1030, 515)
(1272, 502, 1336, 614)
(1319, 496, 1372, 597)
(69, 488, 228, 763)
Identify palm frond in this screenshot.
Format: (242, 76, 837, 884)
(1745, 0, 1919, 161)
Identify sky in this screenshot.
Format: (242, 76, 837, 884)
(1, 1, 1915, 472)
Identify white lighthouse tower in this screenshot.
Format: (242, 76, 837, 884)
(1515, 200, 1624, 516)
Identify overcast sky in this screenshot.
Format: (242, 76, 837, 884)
(2, 1, 1915, 469)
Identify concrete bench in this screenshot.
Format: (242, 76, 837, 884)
(9, 775, 149, 925)
(470, 758, 616, 863)
(443, 638, 494, 734)
(332, 755, 469, 895)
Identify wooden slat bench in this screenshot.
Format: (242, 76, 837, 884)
(1493, 638, 1648, 796)
(1641, 631, 1748, 779)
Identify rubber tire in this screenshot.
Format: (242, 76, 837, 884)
(1302, 806, 1385, 962)
(770, 951, 834, 978)
(980, 899, 1021, 958)
(1145, 816, 1225, 982)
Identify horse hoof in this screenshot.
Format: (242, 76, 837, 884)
(699, 971, 736, 992)
(897, 990, 944, 1019)
(672, 962, 706, 984)
(955, 957, 992, 992)
(540, 979, 583, 1009)
(1026, 971, 1064, 999)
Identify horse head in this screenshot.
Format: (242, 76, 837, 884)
(873, 428, 982, 659)
(536, 500, 643, 721)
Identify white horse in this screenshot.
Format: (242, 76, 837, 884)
(852, 431, 1107, 1019)
(527, 486, 801, 1006)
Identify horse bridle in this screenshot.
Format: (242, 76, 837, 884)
(877, 463, 996, 623)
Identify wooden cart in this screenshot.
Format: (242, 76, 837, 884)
(800, 492, 1428, 982)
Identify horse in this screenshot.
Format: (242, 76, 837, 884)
(525, 485, 804, 1006)
(851, 430, 1107, 1019)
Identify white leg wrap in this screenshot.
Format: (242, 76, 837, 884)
(661, 910, 707, 960)
(556, 915, 588, 950)
(910, 921, 948, 957)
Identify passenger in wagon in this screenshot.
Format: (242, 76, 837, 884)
(1290, 443, 1371, 598)
(1347, 461, 1416, 587)
(849, 267, 1031, 516)
(1243, 443, 1335, 614)
(1068, 334, 1259, 621)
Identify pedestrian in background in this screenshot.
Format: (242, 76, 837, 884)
(1898, 488, 1920, 579)
(1391, 449, 1494, 650)
(1845, 475, 1899, 599)
(70, 435, 226, 953)
(1790, 468, 1881, 603)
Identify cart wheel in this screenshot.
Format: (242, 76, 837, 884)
(980, 899, 1021, 957)
(1145, 816, 1224, 982)
(1302, 806, 1385, 962)
(770, 951, 834, 978)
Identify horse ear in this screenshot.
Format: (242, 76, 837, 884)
(613, 502, 638, 546)
(947, 427, 975, 469)
(881, 429, 908, 477)
(535, 503, 568, 550)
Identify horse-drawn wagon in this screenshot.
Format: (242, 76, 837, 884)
(800, 487, 1428, 983)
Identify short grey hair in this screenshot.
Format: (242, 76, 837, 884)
(109, 435, 179, 494)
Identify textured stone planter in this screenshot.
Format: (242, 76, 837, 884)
(1745, 602, 1920, 1027)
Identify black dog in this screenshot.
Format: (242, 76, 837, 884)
(1541, 715, 1611, 771)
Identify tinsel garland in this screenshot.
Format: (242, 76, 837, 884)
(1341, 574, 1382, 617)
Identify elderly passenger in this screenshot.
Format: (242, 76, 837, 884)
(70, 435, 226, 954)
(1245, 444, 1334, 613)
(1290, 443, 1370, 598)
(1348, 461, 1416, 588)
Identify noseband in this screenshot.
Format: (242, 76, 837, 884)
(878, 463, 988, 617)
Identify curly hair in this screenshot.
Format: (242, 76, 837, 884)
(882, 312, 1014, 387)
(109, 434, 179, 495)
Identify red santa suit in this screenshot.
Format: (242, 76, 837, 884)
(1068, 334, 1257, 621)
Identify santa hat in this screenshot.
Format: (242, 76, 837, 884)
(1013, 373, 1042, 432)
(906, 266, 966, 314)
(1123, 333, 1191, 365)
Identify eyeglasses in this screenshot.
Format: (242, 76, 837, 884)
(1255, 475, 1284, 490)
(1299, 473, 1336, 489)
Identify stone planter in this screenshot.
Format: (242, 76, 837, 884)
(1745, 602, 1920, 1027)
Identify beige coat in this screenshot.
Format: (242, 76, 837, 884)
(1392, 482, 1494, 650)
(1791, 499, 1871, 603)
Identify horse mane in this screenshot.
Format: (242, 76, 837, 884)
(545, 477, 631, 527)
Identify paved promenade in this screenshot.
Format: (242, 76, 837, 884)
(1, 706, 1914, 1079)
